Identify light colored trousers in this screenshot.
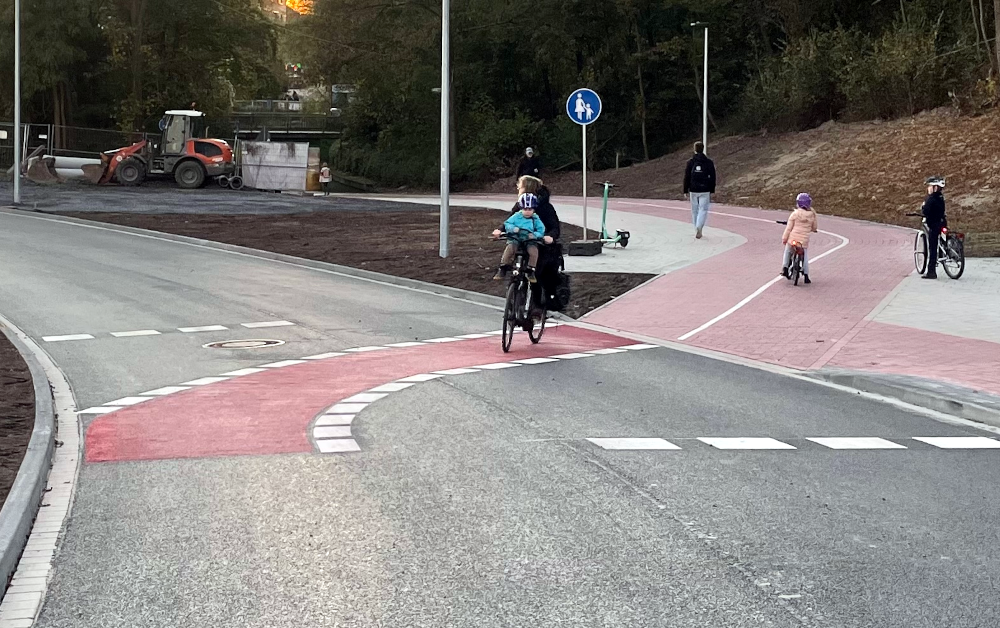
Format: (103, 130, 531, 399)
(690, 192, 711, 230)
(782, 244, 810, 274)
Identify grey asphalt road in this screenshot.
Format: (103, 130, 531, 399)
(2, 210, 999, 627)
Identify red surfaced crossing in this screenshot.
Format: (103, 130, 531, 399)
(85, 326, 631, 463)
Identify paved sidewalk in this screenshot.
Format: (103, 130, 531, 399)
(371, 193, 1000, 406)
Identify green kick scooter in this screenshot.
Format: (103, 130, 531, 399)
(594, 181, 630, 247)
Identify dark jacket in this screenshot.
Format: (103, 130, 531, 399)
(516, 155, 541, 179)
(921, 191, 946, 228)
(508, 192, 560, 241)
(683, 153, 716, 194)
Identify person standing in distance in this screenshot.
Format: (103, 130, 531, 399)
(683, 141, 717, 239)
(516, 147, 541, 179)
(921, 176, 947, 279)
(319, 162, 332, 196)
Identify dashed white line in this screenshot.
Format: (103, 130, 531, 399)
(345, 346, 389, 353)
(397, 373, 445, 382)
(368, 382, 416, 393)
(77, 406, 122, 415)
(808, 437, 907, 450)
(178, 325, 228, 333)
(551, 353, 597, 360)
(913, 436, 1000, 449)
(260, 359, 307, 368)
(313, 426, 353, 439)
(140, 386, 191, 396)
(341, 393, 389, 403)
(42, 334, 94, 342)
(241, 320, 295, 328)
(587, 348, 629, 355)
(385, 342, 425, 348)
(456, 333, 494, 339)
(514, 357, 560, 365)
(698, 437, 797, 450)
(302, 352, 348, 360)
(315, 414, 355, 426)
(328, 402, 369, 414)
(433, 368, 481, 375)
(180, 376, 231, 386)
(588, 438, 681, 450)
(316, 439, 361, 453)
(472, 362, 521, 370)
(221, 367, 269, 376)
(424, 337, 462, 343)
(110, 329, 161, 338)
(107, 396, 154, 407)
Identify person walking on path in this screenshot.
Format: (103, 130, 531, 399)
(319, 163, 332, 196)
(683, 141, 717, 239)
(516, 147, 541, 179)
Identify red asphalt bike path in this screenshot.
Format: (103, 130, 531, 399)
(86, 325, 631, 463)
(576, 197, 1000, 395)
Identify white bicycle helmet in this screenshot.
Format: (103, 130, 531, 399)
(925, 176, 946, 188)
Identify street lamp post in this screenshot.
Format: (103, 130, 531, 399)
(13, 0, 21, 204)
(691, 21, 708, 151)
(438, 0, 451, 258)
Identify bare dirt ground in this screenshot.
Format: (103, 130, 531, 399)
(481, 108, 1000, 253)
(57, 208, 652, 319)
(0, 332, 35, 509)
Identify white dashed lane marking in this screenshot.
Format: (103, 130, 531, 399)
(43, 320, 298, 341)
(241, 320, 295, 328)
(808, 437, 907, 450)
(699, 437, 798, 450)
(913, 436, 1000, 449)
(178, 325, 229, 333)
(110, 329, 161, 338)
(42, 334, 94, 342)
(587, 438, 681, 450)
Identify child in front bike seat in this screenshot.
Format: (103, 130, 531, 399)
(493, 193, 546, 283)
(781, 192, 819, 284)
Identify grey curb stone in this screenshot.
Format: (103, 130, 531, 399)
(0, 323, 56, 597)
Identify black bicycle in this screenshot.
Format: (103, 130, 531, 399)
(776, 220, 806, 286)
(494, 236, 548, 352)
(906, 213, 965, 279)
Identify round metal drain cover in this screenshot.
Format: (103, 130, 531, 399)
(203, 339, 285, 349)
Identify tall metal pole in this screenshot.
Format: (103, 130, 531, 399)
(438, 0, 451, 258)
(582, 124, 588, 241)
(702, 26, 709, 151)
(13, 0, 22, 204)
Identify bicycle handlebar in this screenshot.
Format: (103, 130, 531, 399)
(905, 212, 922, 217)
(776, 220, 788, 225)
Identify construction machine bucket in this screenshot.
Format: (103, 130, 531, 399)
(82, 153, 113, 184)
(25, 156, 60, 184)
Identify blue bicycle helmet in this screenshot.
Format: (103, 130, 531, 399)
(796, 192, 812, 209)
(518, 193, 539, 210)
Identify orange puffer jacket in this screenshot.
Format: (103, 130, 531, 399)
(782, 208, 819, 248)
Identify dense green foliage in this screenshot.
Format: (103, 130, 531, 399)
(291, 0, 1000, 186)
(0, 0, 280, 131)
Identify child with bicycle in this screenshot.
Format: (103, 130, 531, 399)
(781, 192, 819, 284)
(493, 193, 546, 283)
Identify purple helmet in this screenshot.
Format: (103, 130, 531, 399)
(796, 192, 812, 209)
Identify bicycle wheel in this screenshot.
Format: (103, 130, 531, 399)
(942, 235, 965, 279)
(913, 231, 928, 274)
(501, 282, 517, 353)
(528, 288, 547, 344)
(791, 253, 801, 286)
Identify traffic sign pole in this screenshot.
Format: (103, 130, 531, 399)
(438, 0, 450, 258)
(13, 0, 21, 205)
(582, 124, 587, 241)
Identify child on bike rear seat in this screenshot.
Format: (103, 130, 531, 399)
(493, 193, 546, 283)
(781, 192, 819, 284)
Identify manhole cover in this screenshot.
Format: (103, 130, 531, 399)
(203, 339, 285, 349)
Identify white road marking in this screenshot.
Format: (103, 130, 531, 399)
(42, 334, 94, 342)
(423, 337, 462, 343)
(315, 414, 355, 426)
(316, 439, 361, 453)
(513, 357, 560, 365)
(328, 402, 369, 414)
(913, 436, 1000, 449)
(140, 386, 191, 396)
(456, 333, 494, 339)
(177, 325, 228, 333)
(618, 344, 660, 350)
(313, 426, 353, 439)
(110, 330, 161, 338)
(221, 367, 269, 376)
(302, 352, 347, 360)
(368, 382, 415, 392)
(341, 393, 388, 403)
(77, 406, 122, 414)
(180, 376, 230, 386)
(397, 373, 444, 382)
(808, 437, 907, 450)
(472, 362, 521, 370)
(551, 353, 596, 360)
(432, 368, 481, 375)
(385, 342, 426, 348)
(587, 348, 629, 355)
(698, 437, 797, 450)
(107, 396, 154, 407)
(260, 359, 307, 368)
(345, 346, 388, 352)
(241, 320, 295, 328)
(588, 438, 681, 450)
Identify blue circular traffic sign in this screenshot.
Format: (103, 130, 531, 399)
(566, 89, 602, 126)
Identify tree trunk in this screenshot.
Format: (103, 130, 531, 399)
(131, 0, 149, 117)
(994, 0, 1000, 76)
(980, 0, 997, 75)
(633, 21, 650, 161)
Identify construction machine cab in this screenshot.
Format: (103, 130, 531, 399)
(159, 110, 204, 154)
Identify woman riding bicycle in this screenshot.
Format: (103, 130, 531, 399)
(781, 192, 819, 284)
